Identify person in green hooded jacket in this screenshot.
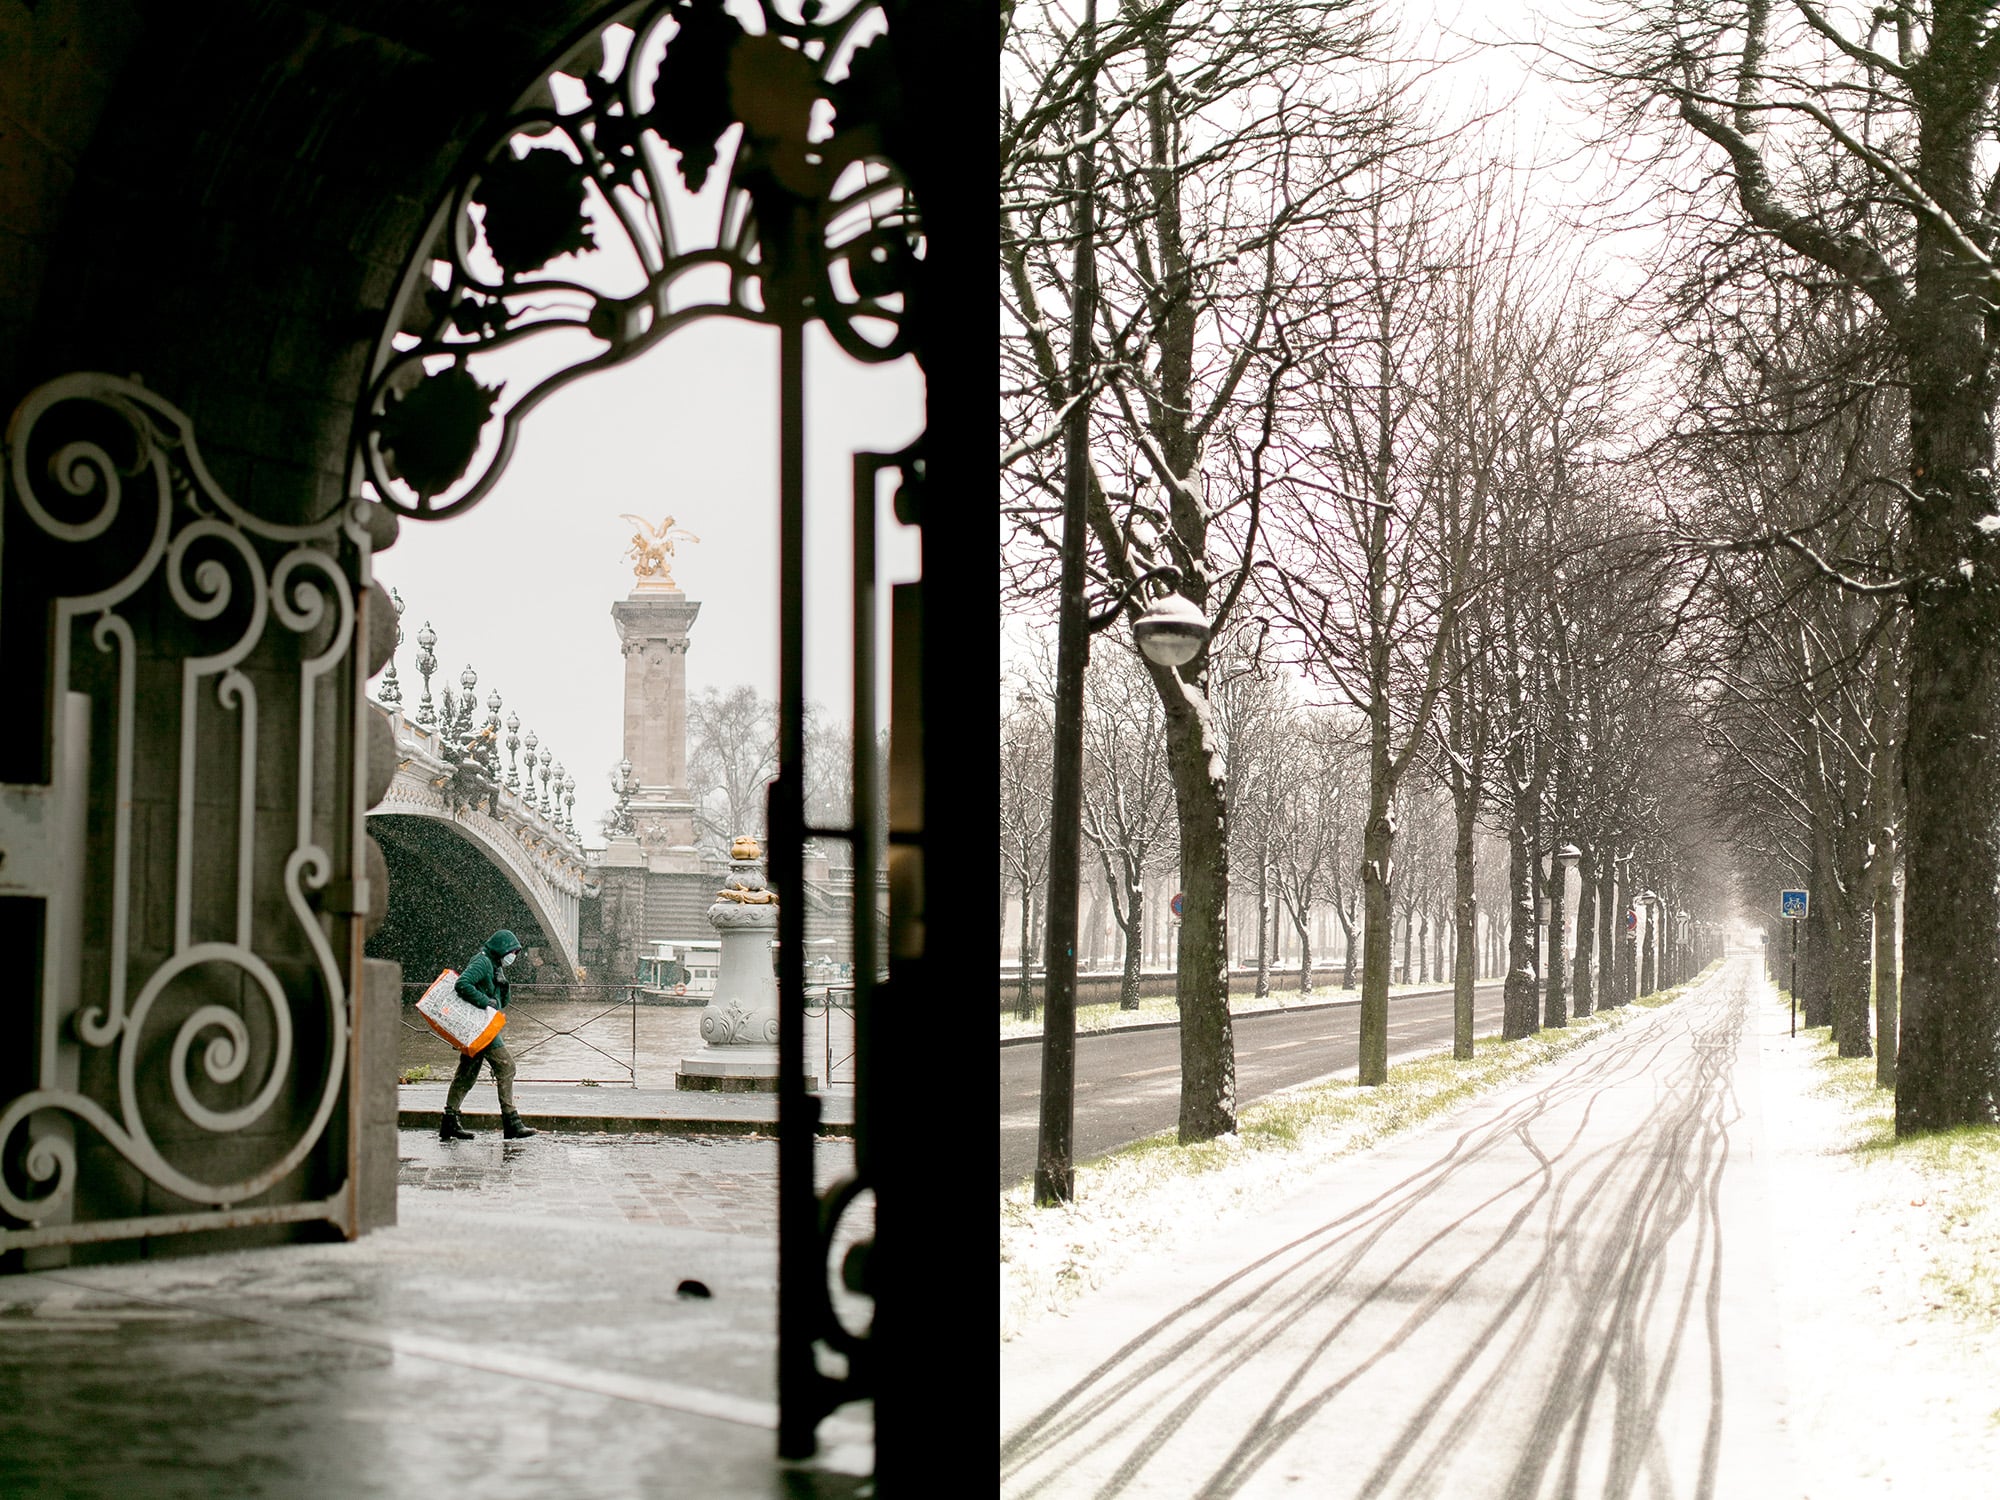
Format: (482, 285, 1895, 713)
(439, 928, 538, 1140)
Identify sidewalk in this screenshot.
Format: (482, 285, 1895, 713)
(398, 1082, 856, 1137)
(1001, 958, 1796, 1497)
(0, 1131, 871, 1499)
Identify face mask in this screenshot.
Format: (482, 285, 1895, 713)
(502, 952, 518, 968)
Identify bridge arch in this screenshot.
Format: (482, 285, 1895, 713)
(366, 708, 593, 979)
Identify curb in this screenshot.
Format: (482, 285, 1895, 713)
(397, 1108, 855, 1138)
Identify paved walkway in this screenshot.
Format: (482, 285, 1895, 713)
(1001, 956, 1792, 1499)
(0, 1133, 872, 1499)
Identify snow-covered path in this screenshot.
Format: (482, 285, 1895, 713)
(1000, 956, 1793, 1499)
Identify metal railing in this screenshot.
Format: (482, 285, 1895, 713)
(400, 982, 637, 1086)
(807, 986, 857, 1090)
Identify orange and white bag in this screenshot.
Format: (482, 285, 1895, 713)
(414, 968, 507, 1056)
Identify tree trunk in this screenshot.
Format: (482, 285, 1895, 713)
(1801, 852, 1833, 1027)
(1358, 765, 1396, 1085)
(1454, 797, 1477, 1058)
(1294, 909, 1313, 995)
(1255, 844, 1271, 999)
(1158, 678, 1235, 1142)
(1615, 871, 1637, 1008)
(1897, 215, 2000, 1128)
(1015, 885, 1037, 1020)
(1543, 845, 1567, 1030)
(1639, 900, 1657, 997)
(1402, 906, 1415, 988)
(1829, 848, 1872, 1055)
(1571, 849, 1597, 1017)
(1874, 829, 1900, 1088)
(1119, 879, 1144, 1011)
(1502, 814, 1539, 1039)
(1338, 901, 1357, 989)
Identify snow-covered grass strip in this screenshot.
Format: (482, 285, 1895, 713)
(1782, 999, 2000, 1330)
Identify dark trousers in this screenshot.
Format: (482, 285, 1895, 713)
(445, 1038, 517, 1114)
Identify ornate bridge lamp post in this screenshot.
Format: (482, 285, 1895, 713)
(506, 714, 521, 791)
(380, 588, 406, 709)
(608, 758, 637, 839)
(563, 773, 577, 837)
(414, 621, 438, 729)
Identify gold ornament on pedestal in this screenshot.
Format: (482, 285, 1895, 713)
(619, 513, 702, 590)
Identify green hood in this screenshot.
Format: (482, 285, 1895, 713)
(485, 930, 522, 959)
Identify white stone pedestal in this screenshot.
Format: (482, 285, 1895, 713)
(675, 845, 814, 1092)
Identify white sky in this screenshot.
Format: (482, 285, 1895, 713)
(373, 320, 923, 844)
(1000, 0, 1662, 685)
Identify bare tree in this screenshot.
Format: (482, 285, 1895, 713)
(1261, 165, 1513, 1078)
(1079, 645, 1180, 1009)
(686, 685, 779, 859)
(1003, 0, 1393, 1140)
(1001, 688, 1055, 1021)
(1571, 0, 2000, 1131)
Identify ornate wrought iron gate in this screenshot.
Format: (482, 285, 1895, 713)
(0, 374, 376, 1260)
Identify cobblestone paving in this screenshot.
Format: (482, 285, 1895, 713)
(398, 1130, 863, 1239)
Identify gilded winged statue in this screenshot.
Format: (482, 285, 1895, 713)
(619, 513, 701, 588)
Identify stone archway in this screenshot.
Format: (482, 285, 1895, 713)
(0, 3, 989, 1484)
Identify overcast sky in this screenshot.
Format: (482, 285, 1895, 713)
(373, 319, 923, 844)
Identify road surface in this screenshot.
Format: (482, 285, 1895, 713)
(1001, 982, 1506, 1189)
(1001, 957, 1790, 1499)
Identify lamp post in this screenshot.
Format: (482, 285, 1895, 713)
(1544, 842, 1581, 1028)
(1035, 565, 1209, 1207)
(414, 621, 438, 729)
(379, 588, 406, 708)
(506, 713, 521, 789)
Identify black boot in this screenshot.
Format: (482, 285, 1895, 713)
(502, 1112, 538, 1140)
(438, 1112, 475, 1141)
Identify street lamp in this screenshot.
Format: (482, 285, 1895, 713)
(1131, 590, 1209, 668)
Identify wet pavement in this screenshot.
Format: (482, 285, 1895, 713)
(0, 1132, 873, 1499)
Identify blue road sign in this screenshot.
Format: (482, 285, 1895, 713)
(1170, 892, 1184, 919)
(1781, 889, 1809, 919)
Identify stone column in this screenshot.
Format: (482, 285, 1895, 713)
(611, 588, 702, 872)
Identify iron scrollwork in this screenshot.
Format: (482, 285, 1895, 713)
(0, 374, 369, 1246)
(353, 0, 919, 518)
